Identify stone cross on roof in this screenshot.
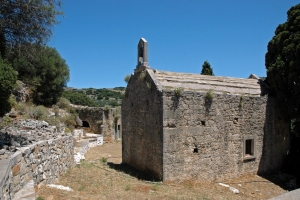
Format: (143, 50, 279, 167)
(136, 38, 149, 69)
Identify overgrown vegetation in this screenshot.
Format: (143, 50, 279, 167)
(0, 56, 17, 116)
(174, 87, 183, 98)
(239, 95, 244, 108)
(139, 70, 147, 81)
(205, 89, 214, 101)
(124, 74, 131, 84)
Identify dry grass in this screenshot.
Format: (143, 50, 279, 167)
(37, 142, 287, 200)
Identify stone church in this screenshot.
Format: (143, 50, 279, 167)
(121, 38, 290, 182)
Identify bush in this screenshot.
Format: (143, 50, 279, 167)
(174, 87, 183, 98)
(28, 105, 49, 120)
(56, 97, 71, 109)
(205, 89, 214, 101)
(124, 74, 131, 83)
(0, 56, 17, 116)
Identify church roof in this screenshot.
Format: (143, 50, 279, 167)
(147, 69, 263, 96)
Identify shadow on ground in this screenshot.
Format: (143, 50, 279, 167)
(107, 162, 161, 182)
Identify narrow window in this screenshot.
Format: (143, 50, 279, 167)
(245, 139, 253, 156)
(193, 147, 198, 153)
(201, 121, 206, 126)
(234, 118, 238, 122)
(244, 136, 256, 160)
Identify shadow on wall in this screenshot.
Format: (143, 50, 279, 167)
(258, 95, 291, 190)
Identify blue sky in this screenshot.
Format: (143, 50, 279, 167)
(48, 0, 299, 89)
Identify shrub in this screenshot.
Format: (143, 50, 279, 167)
(56, 97, 71, 109)
(28, 105, 49, 120)
(124, 74, 131, 83)
(104, 105, 111, 112)
(174, 87, 183, 98)
(0, 56, 17, 116)
(15, 102, 28, 115)
(139, 70, 146, 81)
(205, 89, 214, 101)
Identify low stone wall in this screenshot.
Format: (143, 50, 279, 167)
(0, 135, 75, 200)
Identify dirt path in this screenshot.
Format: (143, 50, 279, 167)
(37, 141, 288, 200)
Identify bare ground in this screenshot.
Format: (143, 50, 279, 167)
(37, 141, 290, 200)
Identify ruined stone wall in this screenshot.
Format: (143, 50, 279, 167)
(0, 135, 74, 199)
(162, 90, 288, 182)
(75, 106, 118, 141)
(122, 70, 164, 179)
(76, 107, 104, 134)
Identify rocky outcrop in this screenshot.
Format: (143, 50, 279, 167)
(12, 80, 29, 103)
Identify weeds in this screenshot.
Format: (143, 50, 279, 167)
(146, 82, 152, 90)
(139, 70, 146, 81)
(239, 95, 244, 108)
(101, 157, 108, 164)
(125, 184, 131, 191)
(205, 89, 214, 101)
(174, 87, 183, 98)
(4, 115, 10, 126)
(152, 183, 160, 191)
(124, 74, 131, 83)
(104, 105, 111, 112)
(80, 160, 93, 169)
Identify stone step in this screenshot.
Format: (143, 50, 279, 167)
(13, 180, 35, 200)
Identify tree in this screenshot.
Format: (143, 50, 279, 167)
(11, 44, 69, 106)
(62, 90, 98, 107)
(0, 0, 62, 57)
(265, 3, 300, 124)
(0, 56, 17, 116)
(201, 61, 214, 75)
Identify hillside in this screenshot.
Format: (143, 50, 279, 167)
(63, 87, 125, 107)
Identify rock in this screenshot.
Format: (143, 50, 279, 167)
(0, 149, 6, 155)
(8, 111, 17, 118)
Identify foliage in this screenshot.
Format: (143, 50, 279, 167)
(205, 89, 214, 101)
(10, 45, 69, 106)
(265, 4, 300, 125)
(28, 105, 49, 120)
(104, 105, 111, 112)
(124, 74, 131, 84)
(101, 157, 107, 163)
(139, 70, 146, 81)
(0, 0, 62, 56)
(0, 56, 17, 116)
(174, 87, 183, 97)
(56, 97, 71, 109)
(15, 102, 28, 115)
(3, 115, 11, 126)
(63, 88, 123, 108)
(201, 61, 214, 76)
(239, 95, 244, 108)
(61, 114, 77, 130)
(62, 90, 97, 107)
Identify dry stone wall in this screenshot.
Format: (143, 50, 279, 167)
(0, 120, 75, 199)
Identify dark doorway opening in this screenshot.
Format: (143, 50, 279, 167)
(82, 121, 90, 127)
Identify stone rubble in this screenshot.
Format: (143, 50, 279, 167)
(0, 119, 68, 160)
